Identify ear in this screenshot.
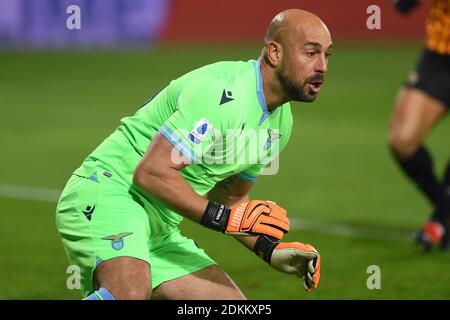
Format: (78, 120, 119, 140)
(265, 41, 283, 67)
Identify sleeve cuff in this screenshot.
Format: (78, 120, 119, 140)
(159, 124, 196, 163)
(236, 171, 257, 183)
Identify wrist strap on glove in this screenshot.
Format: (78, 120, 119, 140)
(201, 201, 231, 232)
(254, 235, 279, 263)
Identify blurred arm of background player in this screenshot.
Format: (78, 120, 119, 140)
(392, 0, 420, 14)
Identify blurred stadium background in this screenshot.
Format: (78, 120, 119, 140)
(1, 0, 449, 299)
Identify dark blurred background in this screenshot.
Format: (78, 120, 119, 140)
(0, 0, 430, 47)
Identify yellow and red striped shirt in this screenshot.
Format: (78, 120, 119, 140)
(425, 0, 450, 54)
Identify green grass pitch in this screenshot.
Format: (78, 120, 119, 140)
(0, 42, 449, 299)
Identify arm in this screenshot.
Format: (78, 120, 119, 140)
(133, 133, 289, 239)
(391, 0, 420, 14)
(208, 175, 257, 250)
(207, 175, 252, 207)
(134, 133, 207, 222)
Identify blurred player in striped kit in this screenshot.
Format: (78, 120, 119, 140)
(389, 0, 450, 251)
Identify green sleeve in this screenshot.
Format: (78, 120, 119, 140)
(159, 80, 226, 163)
(236, 164, 265, 183)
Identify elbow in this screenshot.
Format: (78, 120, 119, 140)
(133, 159, 170, 194)
(133, 162, 154, 191)
(132, 165, 144, 189)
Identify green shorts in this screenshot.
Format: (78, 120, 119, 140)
(55, 169, 216, 298)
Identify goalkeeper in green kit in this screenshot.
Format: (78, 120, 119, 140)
(56, 8, 332, 300)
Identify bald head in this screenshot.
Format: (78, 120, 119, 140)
(264, 9, 330, 47)
(260, 9, 332, 105)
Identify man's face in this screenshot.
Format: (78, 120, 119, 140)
(277, 24, 332, 102)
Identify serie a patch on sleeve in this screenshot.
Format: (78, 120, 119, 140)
(188, 118, 213, 144)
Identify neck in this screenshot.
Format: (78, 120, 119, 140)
(258, 56, 288, 112)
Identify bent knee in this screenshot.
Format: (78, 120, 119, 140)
(95, 257, 152, 300)
(388, 130, 421, 158)
(103, 276, 151, 300)
(118, 285, 151, 300)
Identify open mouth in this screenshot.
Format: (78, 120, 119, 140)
(308, 82, 322, 94)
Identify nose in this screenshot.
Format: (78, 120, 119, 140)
(315, 54, 328, 73)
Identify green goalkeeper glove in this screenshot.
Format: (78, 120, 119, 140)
(254, 235, 321, 292)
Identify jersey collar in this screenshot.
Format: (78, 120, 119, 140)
(253, 59, 272, 125)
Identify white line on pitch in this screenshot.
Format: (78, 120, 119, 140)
(291, 218, 411, 242)
(0, 183, 61, 203)
(0, 183, 411, 242)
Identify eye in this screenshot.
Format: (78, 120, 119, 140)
(325, 52, 332, 59)
(306, 51, 317, 57)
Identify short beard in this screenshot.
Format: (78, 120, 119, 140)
(276, 67, 318, 103)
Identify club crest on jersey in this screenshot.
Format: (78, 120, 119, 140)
(264, 128, 282, 150)
(101, 232, 133, 250)
(188, 119, 213, 144)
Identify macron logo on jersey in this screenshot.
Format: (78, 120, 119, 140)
(188, 119, 213, 144)
(219, 89, 234, 105)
